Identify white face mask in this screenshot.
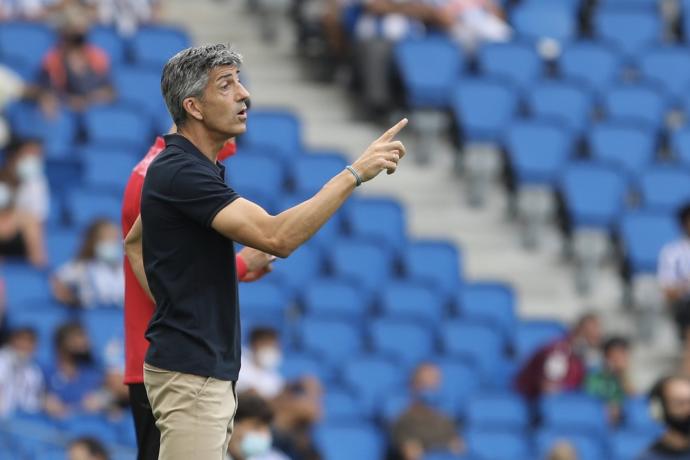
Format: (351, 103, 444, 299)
(255, 347, 282, 370)
(16, 155, 43, 182)
(95, 240, 123, 265)
(0, 182, 11, 209)
(240, 431, 272, 458)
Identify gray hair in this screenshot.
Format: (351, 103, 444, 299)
(161, 43, 243, 127)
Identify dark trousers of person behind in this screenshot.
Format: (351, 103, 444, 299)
(129, 383, 160, 460)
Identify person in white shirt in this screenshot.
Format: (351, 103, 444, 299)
(0, 327, 45, 418)
(659, 203, 690, 374)
(51, 218, 124, 308)
(0, 138, 49, 268)
(237, 327, 322, 460)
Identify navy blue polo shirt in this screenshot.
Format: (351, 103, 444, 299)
(141, 133, 241, 381)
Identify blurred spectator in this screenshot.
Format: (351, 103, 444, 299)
(0, 327, 45, 418)
(439, 0, 511, 50)
(227, 393, 290, 460)
(585, 336, 634, 425)
(51, 218, 124, 308)
(39, 10, 114, 115)
(638, 376, 690, 460)
(0, 278, 7, 346)
(91, 0, 162, 36)
(0, 138, 49, 268)
(102, 335, 129, 413)
(237, 327, 322, 460)
(658, 203, 690, 374)
(389, 362, 463, 460)
(515, 312, 602, 400)
(68, 436, 110, 460)
(44, 321, 106, 418)
(548, 441, 579, 460)
(0, 0, 53, 20)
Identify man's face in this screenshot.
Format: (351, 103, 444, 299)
(68, 444, 92, 460)
(228, 419, 272, 459)
(11, 332, 36, 361)
(606, 346, 629, 374)
(579, 318, 602, 347)
(196, 65, 250, 138)
(665, 379, 690, 421)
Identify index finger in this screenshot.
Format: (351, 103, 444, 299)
(376, 118, 408, 142)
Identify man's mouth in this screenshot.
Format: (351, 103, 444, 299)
(237, 107, 247, 116)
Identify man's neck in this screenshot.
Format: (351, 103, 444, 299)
(663, 430, 690, 450)
(177, 124, 224, 164)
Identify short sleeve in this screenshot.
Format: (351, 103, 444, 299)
(167, 163, 239, 227)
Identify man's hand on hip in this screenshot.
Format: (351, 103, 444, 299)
(350, 118, 408, 182)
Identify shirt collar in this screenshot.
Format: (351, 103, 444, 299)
(164, 133, 223, 169)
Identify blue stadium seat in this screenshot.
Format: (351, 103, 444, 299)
(0, 56, 34, 81)
(465, 393, 530, 430)
(82, 149, 138, 194)
(559, 162, 628, 230)
(3, 263, 52, 307)
(0, 22, 56, 79)
(599, 0, 659, 6)
(440, 321, 504, 383)
(299, 317, 362, 364)
(302, 277, 368, 320)
(342, 355, 403, 412)
(588, 122, 656, 176)
(512, 2, 576, 42)
(344, 197, 406, 251)
(603, 84, 668, 130)
(639, 47, 690, 99)
(379, 281, 444, 325)
(9, 307, 69, 367)
(395, 37, 464, 108)
(619, 211, 680, 275)
(369, 319, 434, 368)
(451, 78, 518, 142)
(242, 110, 302, 159)
(6, 101, 78, 152)
(267, 244, 322, 294)
(541, 393, 608, 435)
(226, 152, 286, 198)
(527, 81, 593, 134)
(81, 308, 124, 362)
(421, 453, 466, 460)
(402, 240, 462, 299)
(611, 429, 657, 460)
(238, 280, 291, 329)
(46, 227, 80, 269)
(83, 105, 153, 148)
(276, 193, 344, 249)
(323, 388, 368, 423)
(594, 8, 661, 57)
(671, 126, 690, 167)
(623, 397, 664, 433)
(465, 429, 532, 460)
(63, 414, 119, 444)
(504, 119, 573, 186)
(456, 282, 516, 344)
(45, 158, 82, 199)
(436, 358, 481, 417)
(477, 42, 542, 89)
(329, 238, 394, 294)
(130, 25, 190, 70)
(66, 188, 121, 228)
(113, 66, 171, 133)
(379, 390, 411, 422)
(559, 42, 621, 94)
(291, 152, 348, 195)
(682, 0, 690, 41)
(88, 25, 126, 66)
(514, 319, 567, 364)
(314, 423, 384, 460)
(639, 167, 690, 212)
(536, 429, 605, 460)
(280, 352, 326, 382)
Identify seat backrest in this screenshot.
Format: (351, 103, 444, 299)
(594, 8, 661, 57)
(619, 210, 680, 274)
(478, 42, 542, 88)
(0, 22, 56, 78)
(603, 84, 667, 128)
(394, 37, 464, 108)
(639, 47, 690, 99)
(402, 240, 462, 299)
(559, 42, 621, 94)
(329, 238, 394, 293)
(342, 355, 403, 407)
(639, 167, 690, 212)
(314, 423, 384, 460)
(130, 25, 190, 69)
(466, 429, 532, 460)
(302, 277, 368, 320)
(456, 282, 516, 343)
(291, 152, 348, 195)
(451, 78, 518, 142)
(242, 109, 302, 158)
(512, 3, 577, 42)
(370, 319, 434, 368)
(380, 281, 444, 325)
(611, 429, 658, 460)
(514, 319, 567, 364)
(83, 149, 138, 194)
(267, 244, 322, 291)
(83, 105, 153, 148)
(226, 153, 286, 197)
(527, 81, 593, 134)
(541, 393, 608, 433)
(465, 392, 530, 430)
(88, 25, 126, 66)
(323, 388, 368, 423)
(589, 122, 656, 175)
(345, 197, 406, 252)
(441, 320, 503, 381)
(300, 317, 362, 363)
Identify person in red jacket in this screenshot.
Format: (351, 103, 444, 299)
(122, 134, 274, 460)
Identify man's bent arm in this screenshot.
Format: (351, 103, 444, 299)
(213, 170, 356, 258)
(124, 215, 155, 302)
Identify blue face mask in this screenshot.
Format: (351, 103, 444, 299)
(240, 431, 272, 458)
(416, 388, 443, 408)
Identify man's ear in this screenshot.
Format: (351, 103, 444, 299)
(182, 97, 204, 122)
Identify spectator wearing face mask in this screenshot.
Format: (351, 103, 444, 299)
(0, 327, 45, 418)
(390, 362, 463, 460)
(68, 436, 110, 460)
(0, 138, 49, 268)
(51, 218, 124, 308)
(44, 321, 106, 419)
(237, 327, 323, 460)
(227, 393, 289, 460)
(638, 376, 690, 460)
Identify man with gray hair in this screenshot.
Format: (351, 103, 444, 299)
(124, 43, 407, 459)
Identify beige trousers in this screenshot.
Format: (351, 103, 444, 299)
(143, 363, 238, 460)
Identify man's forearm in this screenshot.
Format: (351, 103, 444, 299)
(125, 241, 154, 302)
